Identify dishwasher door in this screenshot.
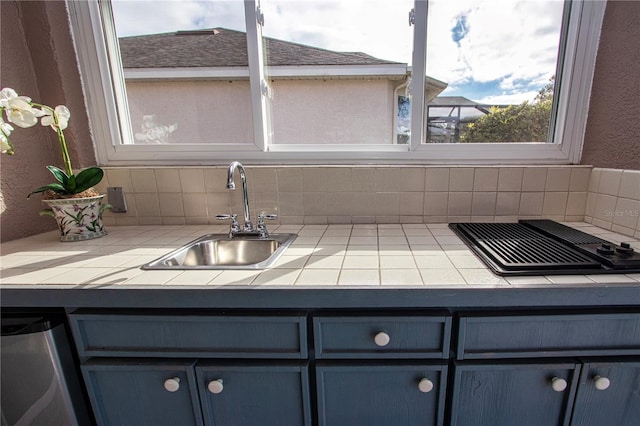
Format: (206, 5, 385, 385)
(1, 314, 91, 426)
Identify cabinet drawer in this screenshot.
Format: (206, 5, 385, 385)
(313, 316, 451, 359)
(457, 313, 640, 359)
(69, 314, 307, 358)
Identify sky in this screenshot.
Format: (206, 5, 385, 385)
(112, 0, 565, 105)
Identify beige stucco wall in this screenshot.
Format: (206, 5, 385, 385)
(1, 0, 96, 242)
(270, 79, 396, 145)
(581, 0, 640, 169)
(125, 79, 397, 145)
(126, 80, 255, 144)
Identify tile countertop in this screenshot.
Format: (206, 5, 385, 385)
(1, 222, 640, 290)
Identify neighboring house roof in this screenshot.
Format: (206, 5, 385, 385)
(119, 28, 403, 68)
(429, 96, 493, 114)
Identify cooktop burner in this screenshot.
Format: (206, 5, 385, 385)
(449, 220, 640, 276)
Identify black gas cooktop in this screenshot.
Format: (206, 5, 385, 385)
(449, 220, 640, 276)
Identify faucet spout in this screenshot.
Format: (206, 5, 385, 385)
(226, 161, 253, 232)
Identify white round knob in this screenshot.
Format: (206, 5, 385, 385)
(208, 379, 224, 394)
(418, 378, 434, 393)
(551, 377, 568, 392)
(594, 375, 611, 391)
(374, 332, 390, 347)
(163, 377, 180, 392)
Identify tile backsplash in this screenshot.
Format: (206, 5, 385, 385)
(97, 165, 604, 231)
(585, 168, 640, 239)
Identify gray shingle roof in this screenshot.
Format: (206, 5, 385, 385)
(119, 28, 404, 68)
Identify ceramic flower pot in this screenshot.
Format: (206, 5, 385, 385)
(40, 194, 111, 242)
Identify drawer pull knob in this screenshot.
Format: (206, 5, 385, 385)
(594, 375, 611, 391)
(208, 379, 224, 394)
(551, 377, 567, 392)
(374, 332, 390, 347)
(418, 378, 434, 393)
(163, 377, 181, 392)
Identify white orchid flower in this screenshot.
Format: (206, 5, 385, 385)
(0, 135, 12, 154)
(0, 88, 44, 128)
(41, 105, 70, 130)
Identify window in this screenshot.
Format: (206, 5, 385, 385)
(68, 0, 605, 165)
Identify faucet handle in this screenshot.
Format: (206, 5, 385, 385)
(216, 214, 240, 234)
(256, 213, 278, 237)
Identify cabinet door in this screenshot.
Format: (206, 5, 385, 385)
(197, 364, 311, 426)
(450, 362, 580, 426)
(82, 360, 203, 426)
(571, 361, 640, 426)
(316, 364, 447, 426)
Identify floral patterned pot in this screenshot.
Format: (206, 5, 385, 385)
(40, 194, 111, 242)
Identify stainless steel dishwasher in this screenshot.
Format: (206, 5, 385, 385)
(1, 313, 91, 426)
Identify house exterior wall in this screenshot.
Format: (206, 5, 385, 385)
(125, 80, 255, 144)
(125, 79, 397, 145)
(270, 79, 396, 145)
(581, 0, 640, 169)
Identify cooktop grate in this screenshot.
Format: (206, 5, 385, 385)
(450, 222, 602, 275)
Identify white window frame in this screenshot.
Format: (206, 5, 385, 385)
(67, 0, 605, 166)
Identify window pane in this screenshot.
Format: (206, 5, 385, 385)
(424, 0, 565, 144)
(260, 0, 416, 145)
(111, 0, 254, 145)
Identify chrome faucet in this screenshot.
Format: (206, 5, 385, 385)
(226, 161, 254, 233)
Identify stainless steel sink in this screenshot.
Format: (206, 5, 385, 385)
(141, 233, 297, 270)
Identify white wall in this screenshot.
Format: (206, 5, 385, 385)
(124, 78, 398, 145)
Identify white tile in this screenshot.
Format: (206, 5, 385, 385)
(496, 192, 521, 216)
(435, 235, 463, 245)
(179, 168, 205, 193)
(424, 168, 450, 191)
(252, 269, 300, 286)
(566, 192, 587, 216)
(506, 276, 552, 285)
(449, 168, 475, 192)
(305, 255, 344, 269)
(613, 198, 640, 229)
(124, 270, 183, 285)
(414, 255, 453, 269)
(520, 192, 545, 215)
(598, 169, 623, 195)
(347, 245, 379, 255)
(522, 168, 547, 191)
(164, 271, 222, 285)
(424, 192, 449, 216)
(458, 269, 508, 286)
(338, 269, 380, 286)
(471, 192, 497, 216)
(586, 274, 637, 284)
(619, 170, 640, 200)
(498, 168, 524, 191)
(342, 255, 379, 269)
(545, 275, 593, 284)
(588, 168, 602, 193)
(447, 255, 485, 269)
(380, 269, 423, 286)
(130, 169, 158, 193)
(473, 168, 499, 191)
(272, 255, 310, 269)
(295, 269, 340, 285)
(448, 192, 472, 216)
(208, 270, 260, 285)
(569, 168, 592, 192)
(545, 168, 572, 191)
(542, 192, 569, 216)
(379, 256, 416, 269)
(420, 268, 466, 285)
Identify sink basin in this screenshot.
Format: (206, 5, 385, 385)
(141, 233, 297, 270)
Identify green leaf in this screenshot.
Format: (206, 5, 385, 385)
(74, 167, 104, 194)
(46, 165, 69, 186)
(27, 183, 66, 198)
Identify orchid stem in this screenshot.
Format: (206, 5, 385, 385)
(33, 103, 73, 177)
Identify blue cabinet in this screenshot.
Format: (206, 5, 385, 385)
(313, 315, 451, 426)
(197, 364, 311, 426)
(317, 364, 447, 426)
(70, 313, 310, 426)
(571, 362, 640, 426)
(82, 360, 204, 426)
(450, 362, 580, 426)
